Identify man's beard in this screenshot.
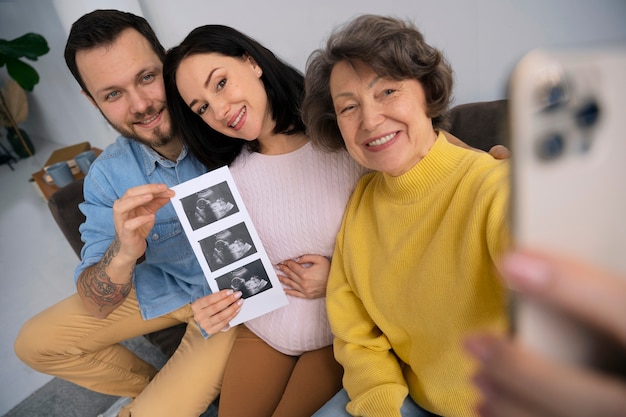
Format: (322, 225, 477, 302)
(100, 107, 174, 149)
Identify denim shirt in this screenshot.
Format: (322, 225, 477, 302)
(74, 136, 212, 323)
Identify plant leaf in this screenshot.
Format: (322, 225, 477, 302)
(5, 58, 39, 91)
(0, 33, 50, 61)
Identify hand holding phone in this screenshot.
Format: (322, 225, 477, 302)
(508, 45, 626, 370)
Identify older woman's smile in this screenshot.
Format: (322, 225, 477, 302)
(366, 132, 397, 147)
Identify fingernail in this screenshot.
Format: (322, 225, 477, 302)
(237, 299, 243, 306)
(226, 289, 234, 296)
(221, 325, 230, 332)
(234, 291, 242, 299)
(464, 336, 493, 363)
(502, 252, 551, 292)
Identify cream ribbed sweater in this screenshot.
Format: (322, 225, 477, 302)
(229, 141, 368, 355)
(328, 134, 511, 417)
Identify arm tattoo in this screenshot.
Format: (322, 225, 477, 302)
(79, 236, 133, 311)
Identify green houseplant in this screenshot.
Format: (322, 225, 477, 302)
(0, 32, 50, 158)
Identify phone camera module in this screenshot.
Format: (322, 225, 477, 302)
(536, 132, 565, 161)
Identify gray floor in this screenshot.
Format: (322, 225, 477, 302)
(0, 138, 78, 415)
(2, 336, 172, 417)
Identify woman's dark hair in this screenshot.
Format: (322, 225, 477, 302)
(303, 14, 454, 151)
(64, 9, 165, 99)
(164, 25, 306, 167)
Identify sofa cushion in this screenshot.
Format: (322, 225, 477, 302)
(447, 99, 509, 152)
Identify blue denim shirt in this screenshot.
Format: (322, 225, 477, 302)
(74, 136, 212, 322)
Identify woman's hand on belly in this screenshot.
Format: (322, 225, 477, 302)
(277, 254, 331, 299)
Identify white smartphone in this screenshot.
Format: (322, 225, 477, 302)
(508, 45, 626, 371)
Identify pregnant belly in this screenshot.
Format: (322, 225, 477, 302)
(245, 295, 333, 356)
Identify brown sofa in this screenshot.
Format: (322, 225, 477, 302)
(47, 99, 509, 357)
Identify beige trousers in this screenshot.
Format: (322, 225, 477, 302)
(14, 289, 237, 417)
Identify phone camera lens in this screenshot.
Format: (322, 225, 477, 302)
(536, 70, 568, 111)
(544, 84, 568, 110)
(575, 100, 600, 128)
(536, 132, 565, 161)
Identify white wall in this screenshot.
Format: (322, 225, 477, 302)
(1, 0, 625, 150)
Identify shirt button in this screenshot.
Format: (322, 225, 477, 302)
(152, 233, 159, 240)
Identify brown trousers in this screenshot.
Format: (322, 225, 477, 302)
(218, 325, 343, 417)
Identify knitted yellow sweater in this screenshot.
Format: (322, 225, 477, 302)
(327, 133, 510, 417)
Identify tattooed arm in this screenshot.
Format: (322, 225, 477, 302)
(77, 184, 175, 318)
(77, 236, 134, 318)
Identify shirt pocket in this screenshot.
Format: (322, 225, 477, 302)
(145, 218, 192, 263)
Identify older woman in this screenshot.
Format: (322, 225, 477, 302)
(303, 15, 511, 417)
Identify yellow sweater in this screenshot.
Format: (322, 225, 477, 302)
(327, 133, 510, 417)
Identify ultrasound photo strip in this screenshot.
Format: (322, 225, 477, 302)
(170, 166, 288, 326)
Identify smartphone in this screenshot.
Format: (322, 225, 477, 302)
(508, 45, 626, 371)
